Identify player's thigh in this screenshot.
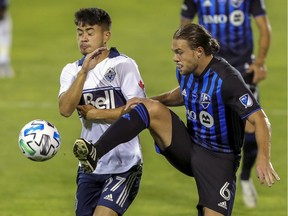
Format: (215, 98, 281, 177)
(192, 145, 240, 216)
(75, 172, 105, 216)
(97, 165, 142, 215)
(93, 205, 118, 216)
(142, 99, 173, 149)
(160, 110, 194, 176)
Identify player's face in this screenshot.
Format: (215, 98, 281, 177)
(76, 24, 110, 55)
(171, 39, 200, 75)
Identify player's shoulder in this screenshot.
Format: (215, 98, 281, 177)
(108, 47, 138, 66)
(210, 57, 241, 79)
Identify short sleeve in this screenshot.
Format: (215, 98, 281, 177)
(222, 73, 261, 119)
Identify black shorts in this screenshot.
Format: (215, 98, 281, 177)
(159, 110, 240, 216)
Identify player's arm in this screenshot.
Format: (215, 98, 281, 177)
(249, 15, 271, 84)
(59, 69, 88, 117)
(180, 0, 196, 26)
(150, 86, 184, 106)
(246, 109, 280, 186)
(77, 104, 126, 123)
(59, 48, 106, 117)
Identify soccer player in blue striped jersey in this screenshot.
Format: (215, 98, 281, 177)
(180, 0, 271, 208)
(73, 23, 280, 216)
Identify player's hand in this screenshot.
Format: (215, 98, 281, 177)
(255, 158, 280, 187)
(77, 104, 95, 120)
(247, 62, 267, 84)
(82, 47, 107, 73)
(124, 97, 147, 111)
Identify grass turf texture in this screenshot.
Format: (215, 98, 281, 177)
(0, 0, 286, 215)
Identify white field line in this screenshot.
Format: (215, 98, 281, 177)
(0, 101, 56, 109)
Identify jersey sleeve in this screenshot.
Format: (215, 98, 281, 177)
(181, 0, 197, 20)
(221, 72, 261, 119)
(250, 0, 267, 17)
(116, 58, 146, 100)
(58, 63, 78, 97)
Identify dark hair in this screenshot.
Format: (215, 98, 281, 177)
(74, 8, 112, 30)
(173, 23, 220, 55)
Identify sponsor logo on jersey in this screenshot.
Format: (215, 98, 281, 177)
(229, 10, 245, 26)
(202, 10, 244, 26)
(199, 111, 214, 128)
(200, 93, 211, 109)
(239, 93, 253, 108)
(187, 110, 197, 121)
(83, 89, 118, 109)
(104, 67, 116, 82)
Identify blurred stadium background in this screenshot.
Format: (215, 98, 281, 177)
(0, 0, 286, 215)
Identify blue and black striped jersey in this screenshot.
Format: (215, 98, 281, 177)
(177, 57, 261, 153)
(181, 0, 266, 71)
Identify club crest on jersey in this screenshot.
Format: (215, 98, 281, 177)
(230, 0, 244, 8)
(239, 93, 253, 108)
(203, 0, 212, 7)
(200, 93, 211, 109)
(104, 67, 116, 82)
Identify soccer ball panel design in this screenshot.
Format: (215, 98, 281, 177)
(18, 119, 61, 161)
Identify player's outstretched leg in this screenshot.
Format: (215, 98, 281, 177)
(73, 138, 98, 173)
(73, 103, 150, 173)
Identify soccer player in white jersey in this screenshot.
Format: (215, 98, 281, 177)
(0, 0, 14, 78)
(58, 8, 146, 216)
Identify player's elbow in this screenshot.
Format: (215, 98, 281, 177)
(59, 106, 73, 118)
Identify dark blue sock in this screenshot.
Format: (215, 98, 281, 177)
(240, 132, 258, 180)
(95, 103, 150, 159)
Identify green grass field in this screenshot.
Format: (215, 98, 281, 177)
(0, 0, 286, 215)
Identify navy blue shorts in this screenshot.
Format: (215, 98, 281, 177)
(159, 111, 240, 216)
(75, 164, 142, 216)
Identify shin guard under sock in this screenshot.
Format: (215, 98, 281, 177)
(95, 103, 150, 159)
(241, 132, 258, 180)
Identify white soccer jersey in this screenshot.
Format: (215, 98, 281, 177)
(59, 47, 146, 174)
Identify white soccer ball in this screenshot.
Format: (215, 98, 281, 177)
(18, 119, 61, 162)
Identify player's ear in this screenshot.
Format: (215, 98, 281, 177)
(103, 31, 111, 44)
(196, 46, 204, 58)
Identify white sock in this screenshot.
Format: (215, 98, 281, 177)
(0, 12, 12, 65)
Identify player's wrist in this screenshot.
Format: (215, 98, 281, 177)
(254, 58, 266, 66)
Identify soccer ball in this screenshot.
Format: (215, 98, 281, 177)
(18, 119, 61, 162)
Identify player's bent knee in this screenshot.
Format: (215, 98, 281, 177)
(142, 99, 169, 118)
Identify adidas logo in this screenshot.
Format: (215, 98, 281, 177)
(181, 89, 187, 97)
(218, 201, 227, 210)
(89, 147, 97, 161)
(104, 194, 113, 202)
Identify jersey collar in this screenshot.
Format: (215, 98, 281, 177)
(78, 47, 120, 66)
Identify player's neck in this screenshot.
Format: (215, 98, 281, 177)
(195, 55, 213, 76)
(98, 49, 110, 62)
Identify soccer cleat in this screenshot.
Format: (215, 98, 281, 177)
(73, 138, 98, 173)
(240, 179, 258, 208)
